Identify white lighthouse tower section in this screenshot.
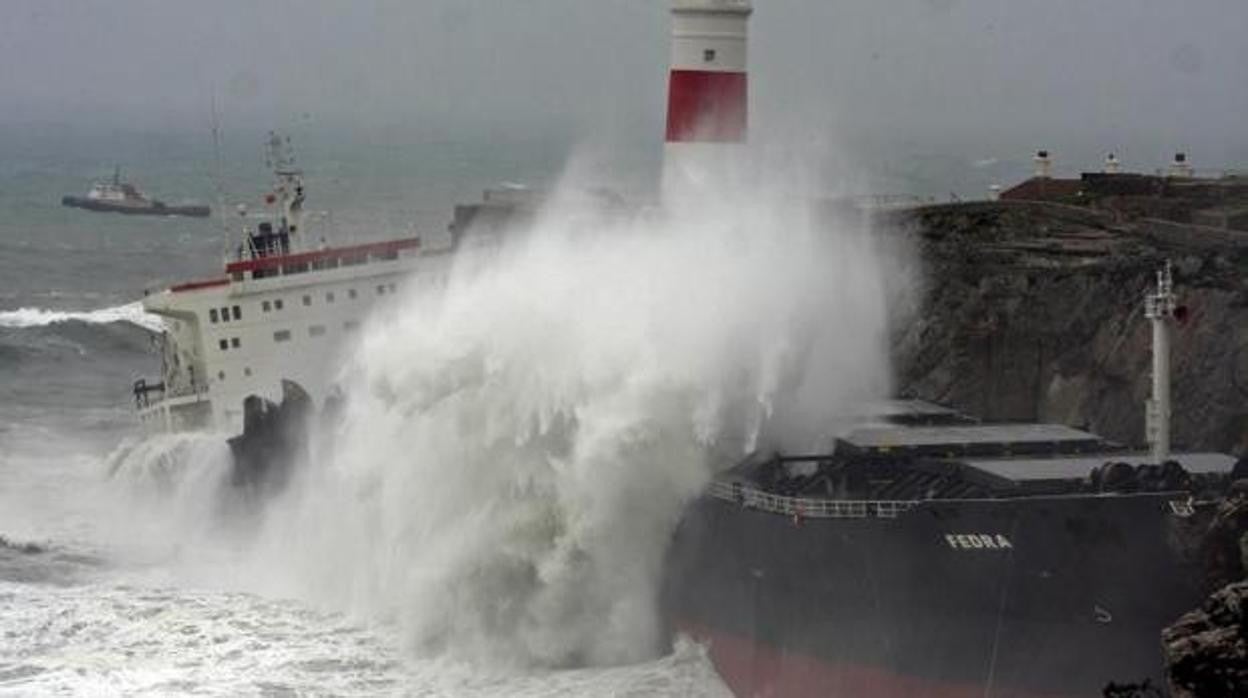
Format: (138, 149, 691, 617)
(662, 0, 753, 199)
(670, 0, 751, 71)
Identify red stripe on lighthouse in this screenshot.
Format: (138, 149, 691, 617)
(665, 70, 748, 143)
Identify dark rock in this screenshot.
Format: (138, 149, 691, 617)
(1101, 679, 1163, 697)
(1162, 581, 1248, 698)
(227, 379, 312, 494)
(1199, 496, 1248, 587)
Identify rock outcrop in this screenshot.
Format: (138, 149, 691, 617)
(227, 378, 312, 493)
(1162, 581, 1248, 697)
(885, 200, 1248, 455)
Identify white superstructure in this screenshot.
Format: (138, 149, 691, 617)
(1168, 152, 1194, 178)
(135, 135, 455, 434)
(87, 167, 150, 207)
(1033, 150, 1052, 179)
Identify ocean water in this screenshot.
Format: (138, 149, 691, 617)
(0, 124, 731, 696)
(0, 123, 897, 696)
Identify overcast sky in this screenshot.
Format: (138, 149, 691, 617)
(3, 0, 1246, 174)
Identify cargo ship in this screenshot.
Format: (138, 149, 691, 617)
(653, 3, 1237, 695)
(126, 2, 1241, 693)
(131, 132, 529, 435)
(660, 401, 1235, 696)
(132, 133, 434, 433)
(62, 167, 210, 218)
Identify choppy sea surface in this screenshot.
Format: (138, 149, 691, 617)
(0, 125, 732, 697)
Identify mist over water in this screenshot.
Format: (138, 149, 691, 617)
(2, 133, 903, 694)
(234, 152, 899, 671)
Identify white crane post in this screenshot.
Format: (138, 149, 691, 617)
(1144, 262, 1175, 463)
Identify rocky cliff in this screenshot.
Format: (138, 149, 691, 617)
(885, 200, 1248, 456)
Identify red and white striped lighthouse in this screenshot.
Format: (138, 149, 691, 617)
(663, 0, 753, 195)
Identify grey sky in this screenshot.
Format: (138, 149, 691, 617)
(3, 0, 1245, 173)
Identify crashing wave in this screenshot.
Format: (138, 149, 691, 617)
(105, 432, 233, 492)
(246, 164, 897, 670)
(0, 301, 164, 333)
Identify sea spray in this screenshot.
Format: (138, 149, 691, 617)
(0, 301, 164, 333)
(237, 160, 899, 670)
(98, 433, 242, 564)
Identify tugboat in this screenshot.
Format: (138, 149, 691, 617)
(62, 167, 210, 218)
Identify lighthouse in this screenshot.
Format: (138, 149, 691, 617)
(663, 0, 753, 196)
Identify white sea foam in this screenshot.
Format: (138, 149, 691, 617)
(0, 302, 164, 333)
(239, 153, 900, 672)
(6, 429, 730, 695)
(1, 574, 729, 696)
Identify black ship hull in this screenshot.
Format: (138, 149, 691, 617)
(62, 196, 210, 218)
(662, 491, 1206, 697)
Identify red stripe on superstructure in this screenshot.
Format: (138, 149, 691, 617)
(170, 278, 230, 293)
(665, 70, 747, 143)
(677, 622, 1063, 698)
(223, 237, 421, 275)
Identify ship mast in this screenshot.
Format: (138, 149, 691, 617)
(1144, 262, 1176, 463)
(264, 131, 306, 251)
(210, 91, 231, 263)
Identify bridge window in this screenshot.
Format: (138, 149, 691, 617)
(308, 324, 327, 338)
(273, 330, 291, 343)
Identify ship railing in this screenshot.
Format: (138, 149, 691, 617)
(707, 480, 919, 520)
(134, 381, 208, 410)
(133, 378, 164, 409)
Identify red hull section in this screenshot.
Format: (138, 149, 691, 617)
(665, 70, 748, 143)
(680, 623, 1067, 698)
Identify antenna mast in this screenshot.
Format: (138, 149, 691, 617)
(264, 131, 306, 250)
(210, 91, 230, 262)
